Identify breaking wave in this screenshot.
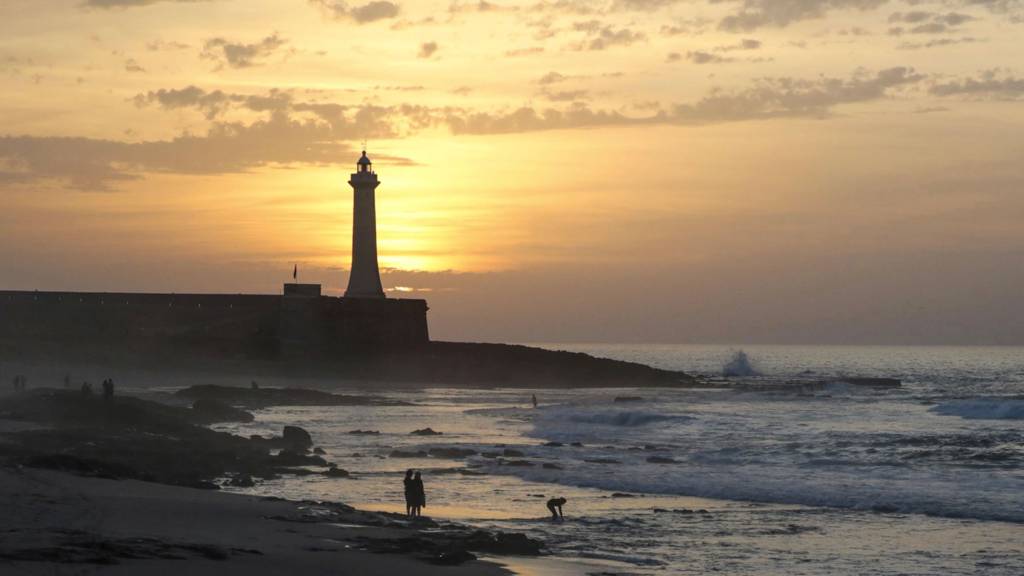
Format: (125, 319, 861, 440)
(565, 410, 688, 427)
(930, 398, 1024, 420)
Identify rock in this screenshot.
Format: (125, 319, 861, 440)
(226, 474, 255, 487)
(175, 385, 413, 409)
(464, 531, 542, 555)
(570, 442, 584, 447)
(410, 428, 442, 436)
(313, 447, 326, 455)
(543, 441, 563, 447)
(389, 450, 428, 458)
(348, 429, 381, 435)
(646, 456, 678, 464)
(611, 492, 635, 498)
(325, 466, 350, 478)
(282, 426, 313, 450)
(190, 399, 255, 423)
(541, 463, 562, 470)
(431, 547, 477, 565)
(428, 447, 478, 459)
(502, 448, 525, 457)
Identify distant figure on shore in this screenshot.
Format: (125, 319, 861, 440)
(532, 394, 538, 408)
(403, 469, 414, 516)
(102, 379, 114, 400)
(547, 497, 566, 520)
(251, 380, 259, 390)
(81, 381, 92, 396)
(12, 375, 27, 392)
(411, 471, 426, 516)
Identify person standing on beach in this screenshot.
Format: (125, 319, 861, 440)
(411, 471, 426, 517)
(532, 394, 538, 408)
(403, 469, 414, 516)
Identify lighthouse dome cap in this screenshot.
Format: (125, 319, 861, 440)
(357, 151, 372, 165)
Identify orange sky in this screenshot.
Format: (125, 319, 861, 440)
(1, 0, 1022, 343)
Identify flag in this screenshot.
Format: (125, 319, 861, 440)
(293, 264, 297, 280)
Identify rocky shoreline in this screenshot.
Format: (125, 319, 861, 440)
(0, 388, 545, 572)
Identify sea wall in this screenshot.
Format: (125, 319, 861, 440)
(0, 290, 428, 361)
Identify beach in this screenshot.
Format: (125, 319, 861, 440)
(0, 465, 520, 575)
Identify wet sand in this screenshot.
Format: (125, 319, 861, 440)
(0, 465, 516, 575)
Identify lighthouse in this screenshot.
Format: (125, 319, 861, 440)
(344, 150, 386, 299)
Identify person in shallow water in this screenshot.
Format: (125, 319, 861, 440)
(532, 394, 538, 408)
(547, 497, 566, 520)
(411, 471, 426, 516)
(403, 469, 414, 516)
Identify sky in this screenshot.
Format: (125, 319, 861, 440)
(0, 0, 1022, 344)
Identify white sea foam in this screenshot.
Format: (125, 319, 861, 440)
(930, 398, 1024, 420)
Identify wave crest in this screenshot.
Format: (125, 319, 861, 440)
(930, 398, 1024, 420)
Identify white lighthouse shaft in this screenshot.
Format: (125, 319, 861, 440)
(344, 151, 385, 299)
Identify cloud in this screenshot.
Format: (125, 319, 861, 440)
(898, 36, 980, 49)
(571, 22, 646, 50)
(718, 38, 763, 51)
(719, 0, 889, 31)
(201, 34, 287, 69)
(541, 89, 589, 101)
(310, 0, 401, 23)
(537, 71, 568, 85)
(418, 41, 439, 58)
(930, 70, 1024, 98)
(146, 39, 190, 51)
(687, 51, 733, 64)
(888, 11, 975, 34)
(123, 58, 146, 73)
(666, 51, 682, 62)
(133, 85, 241, 119)
(505, 46, 545, 57)
(82, 0, 210, 7)
(671, 67, 924, 122)
(1, 68, 925, 189)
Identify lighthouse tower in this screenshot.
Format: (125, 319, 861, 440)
(344, 151, 385, 299)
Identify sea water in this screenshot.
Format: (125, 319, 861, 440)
(212, 345, 1024, 574)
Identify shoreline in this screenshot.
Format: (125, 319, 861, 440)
(0, 464, 573, 575)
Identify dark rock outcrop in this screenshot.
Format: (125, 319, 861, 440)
(427, 447, 477, 459)
(410, 428, 441, 436)
(191, 399, 255, 424)
(175, 385, 411, 409)
(282, 426, 313, 451)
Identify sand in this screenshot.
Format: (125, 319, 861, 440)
(0, 465, 512, 576)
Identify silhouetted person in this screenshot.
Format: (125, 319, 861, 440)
(251, 380, 259, 390)
(102, 379, 114, 400)
(81, 381, 92, 396)
(403, 469, 415, 516)
(411, 471, 426, 517)
(532, 394, 538, 408)
(547, 497, 566, 520)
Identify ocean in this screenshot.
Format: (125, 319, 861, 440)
(209, 344, 1024, 574)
